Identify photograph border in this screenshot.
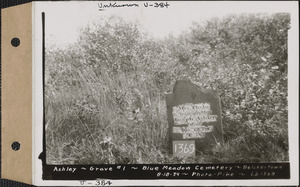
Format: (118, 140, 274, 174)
(32, 1, 299, 186)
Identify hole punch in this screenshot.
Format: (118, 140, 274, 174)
(11, 37, 20, 47)
(11, 141, 20, 151)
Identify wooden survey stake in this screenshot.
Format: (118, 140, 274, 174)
(166, 80, 223, 157)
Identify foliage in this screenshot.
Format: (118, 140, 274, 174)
(45, 13, 290, 164)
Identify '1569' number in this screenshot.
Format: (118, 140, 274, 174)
(173, 141, 195, 157)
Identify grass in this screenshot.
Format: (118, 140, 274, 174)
(45, 64, 171, 164)
(45, 60, 289, 164)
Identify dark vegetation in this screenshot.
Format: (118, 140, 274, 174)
(45, 13, 290, 164)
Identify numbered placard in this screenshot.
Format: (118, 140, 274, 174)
(173, 140, 196, 157)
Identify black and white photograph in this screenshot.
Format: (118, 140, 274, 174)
(31, 1, 298, 185)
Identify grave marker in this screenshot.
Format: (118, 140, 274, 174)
(166, 79, 223, 157)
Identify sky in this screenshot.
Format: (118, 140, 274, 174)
(35, 1, 296, 48)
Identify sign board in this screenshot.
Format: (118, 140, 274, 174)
(173, 140, 196, 157)
(166, 80, 223, 156)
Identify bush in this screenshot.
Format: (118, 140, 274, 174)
(46, 13, 290, 164)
